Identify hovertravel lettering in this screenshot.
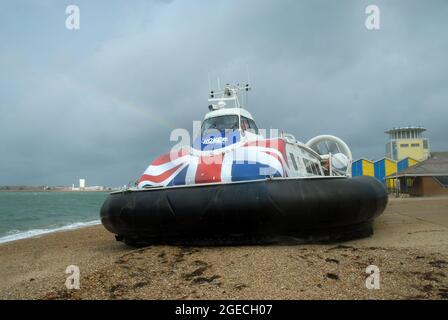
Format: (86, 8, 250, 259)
(175, 304, 209, 317)
(202, 137, 228, 145)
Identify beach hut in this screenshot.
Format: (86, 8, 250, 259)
(374, 157, 397, 192)
(397, 157, 419, 172)
(352, 159, 374, 177)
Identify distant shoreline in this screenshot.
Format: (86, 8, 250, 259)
(0, 189, 112, 193)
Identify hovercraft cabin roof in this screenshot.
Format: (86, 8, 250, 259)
(204, 107, 255, 121)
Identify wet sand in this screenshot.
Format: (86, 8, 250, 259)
(0, 197, 447, 300)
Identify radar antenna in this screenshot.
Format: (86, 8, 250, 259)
(208, 83, 251, 111)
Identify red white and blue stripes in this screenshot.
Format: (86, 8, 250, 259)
(137, 139, 288, 188)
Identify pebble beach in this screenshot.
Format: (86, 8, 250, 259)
(0, 197, 447, 300)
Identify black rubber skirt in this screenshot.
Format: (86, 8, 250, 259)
(100, 176, 387, 244)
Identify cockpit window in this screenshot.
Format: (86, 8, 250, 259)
(241, 117, 250, 131)
(241, 116, 259, 134)
(201, 115, 239, 135)
(248, 118, 259, 134)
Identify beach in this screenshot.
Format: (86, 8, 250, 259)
(0, 197, 447, 300)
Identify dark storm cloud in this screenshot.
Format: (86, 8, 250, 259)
(1, 0, 447, 186)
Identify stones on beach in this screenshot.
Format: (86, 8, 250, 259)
(133, 281, 148, 289)
(28, 241, 448, 300)
(325, 258, 340, 264)
(182, 265, 208, 281)
(428, 260, 447, 269)
(234, 283, 249, 290)
(326, 273, 340, 280)
(439, 288, 448, 299)
(191, 275, 221, 285)
(109, 284, 125, 293)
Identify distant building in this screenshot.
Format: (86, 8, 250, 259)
(397, 157, 420, 172)
(351, 159, 374, 177)
(353, 126, 433, 194)
(84, 186, 104, 191)
(385, 126, 430, 162)
(374, 157, 398, 192)
(387, 152, 448, 196)
(79, 178, 86, 190)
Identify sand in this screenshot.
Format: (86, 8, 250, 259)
(0, 197, 447, 300)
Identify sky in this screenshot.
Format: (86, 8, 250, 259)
(0, 0, 447, 186)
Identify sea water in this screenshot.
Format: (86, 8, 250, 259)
(0, 192, 109, 244)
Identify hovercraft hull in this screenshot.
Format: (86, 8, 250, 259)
(100, 176, 387, 244)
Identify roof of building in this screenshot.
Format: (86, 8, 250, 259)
(384, 126, 426, 134)
(374, 157, 397, 164)
(388, 152, 448, 177)
(352, 158, 374, 163)
(398, 156, 420, 163)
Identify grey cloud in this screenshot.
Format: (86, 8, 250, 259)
(0, 0, 447, 186)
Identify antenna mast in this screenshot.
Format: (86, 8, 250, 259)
(245, 65, 251, 108)
(207, 83, 251, 111)
(208, 73, 212, 92)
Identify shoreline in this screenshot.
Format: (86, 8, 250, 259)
(0, 190, 112, 193)
(1, 197, 447, 300)
(1, 195, 445, 246)
(0, 220, 101, 245)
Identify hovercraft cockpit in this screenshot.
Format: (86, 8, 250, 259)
(195, 85, 261, 152)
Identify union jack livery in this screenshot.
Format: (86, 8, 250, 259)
(137, 83, 353, 189)
(138, 138, 288, 188)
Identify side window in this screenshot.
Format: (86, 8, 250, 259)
(313, 163, 321, 175)
(303, 159, 314, 174)
(289, 153, 298, 171)
(241, 116, 259, 134)
(248, 119, 259, 134)
(240, 117, 250, 131)
(296, 156, 303, 170)
(312, 163, 318, 175)
(303, 153, 322, 175)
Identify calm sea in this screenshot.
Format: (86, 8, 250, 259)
(0, 192, 109, 244)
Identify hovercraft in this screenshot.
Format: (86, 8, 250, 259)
(100, 84, 387, 245)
